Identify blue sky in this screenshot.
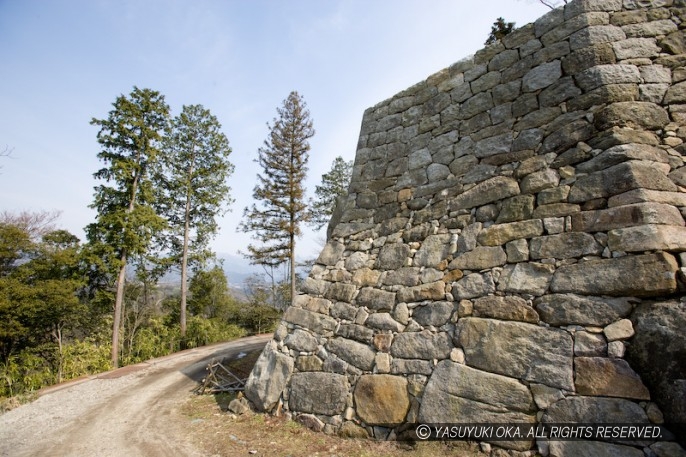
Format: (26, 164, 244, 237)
(0, 0, 554, 276)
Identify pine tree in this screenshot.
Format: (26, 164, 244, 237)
(309, 156, 353, 231)
(485, 17, 515, 45)
(86, 87, 169, 367)
(238, 91, 314, 307)
(157, 104, 234, 342)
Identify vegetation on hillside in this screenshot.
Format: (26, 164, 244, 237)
(0, 87, 349, 401)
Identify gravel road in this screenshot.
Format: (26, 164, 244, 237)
(0, 334, 270, 457)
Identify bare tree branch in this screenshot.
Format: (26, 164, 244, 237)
(0, 145, 14, 173)
(539, 0, 567, 9)
(0, 209, 63, 240)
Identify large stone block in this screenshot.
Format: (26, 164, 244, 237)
(390, 358, 432, 375)
(570, 25, 626, 50)
(497, 195, 535, 223)
(324, 282, 358, 303)
(534, 294, 633, 326)
(523, 60, 562, 91)
(477, 219, 544, 246)
(283, 307, 337, 335)
(543, 396, 649, 424)
(414, 234, 453, 268)
(245, 342, 294, 412)
(418, 361, 535, 426)
(532, 203, 581, 219)
(498, 262, 555, 296)
(455, 317, 574, 390)
(574, 357, 650, 400)
(356, 287, 396, 311)
(390, 330, 452, 360)
(289, 372, 349, 416)
(412, 301, 455, 327)
(520, 168, 561, 194)
(284, 329, 319, 352)
(449, 246, 507, 270)
(608, 188, 686, 208)
(326, 337, 376, 371)
(576, 143, 670, 174)
(612, 37, 661, 60)
(335, 323, 374, 344)
(354, 375, 410, 425)
(452, 272, 496, 299)
(569, 161, 677, 203)
(366, 313, 405, 332)
(608, 224, 686, 252)
(627, 301, 686, 443)
(316, 241, 345, 266)
(665, 81, 686, 104)
(550, 252, 678, 297)
(376, 243, 411, 270)
(540, 119, 595, 155)
(418, 361, 535, 451)
(384, 267, 421, 287)
(397, 281, 445, 303)
(570, 202, 684, 232)
(530, 232, 603, 259)
(448, 176, 520, 211)
(422, 360, 534, 413)
(594, 101, 670, 130)
(472, 295, 539, 323)
(548, 441, 645, 457)
(352, 267, 382, 287)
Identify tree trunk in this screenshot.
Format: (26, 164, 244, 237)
(112, 154, 140, 367)
(180, 192, 191, 347)
(290, 234, 296, 308)
(112, 251, 127, 368)
(53, 325, 63, 383)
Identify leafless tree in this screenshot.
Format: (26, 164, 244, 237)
(0, 209, 62, 240)
(0, 145, 14, 173)
(539, 0, 567, 9)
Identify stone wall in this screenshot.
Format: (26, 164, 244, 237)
(244, 0, 686, 454)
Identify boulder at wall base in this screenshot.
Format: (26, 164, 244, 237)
(354, 375, 410, 425)
(543, 396, 649, 425)
(549, 252, 678, 297)
(548, 441, 644, 457)
(418, 360, 535, 452)
(627, 300, 686, 447)
(244, 341, 294, 412)
(289, 372, 349, 416)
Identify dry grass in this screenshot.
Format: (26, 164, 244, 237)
(181, 350, 486, 457)
(0, 392, 37, 413)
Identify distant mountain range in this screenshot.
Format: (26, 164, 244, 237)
(156, 253, 260, 287)
(155, 252, 312, 299)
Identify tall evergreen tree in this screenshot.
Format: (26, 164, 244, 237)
(157, 104, 234, 341)
(238, 91, 314, 306)
(86, 87, 169, 367)
(309, 156, 353, 231)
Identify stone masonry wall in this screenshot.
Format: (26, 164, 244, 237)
(244, 0, 686, 455)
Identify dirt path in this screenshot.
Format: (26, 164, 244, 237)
(0, 334, 270, 457)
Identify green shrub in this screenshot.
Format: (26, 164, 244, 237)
(185, 316, 246, 348)
(61, 337, 112, 380)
